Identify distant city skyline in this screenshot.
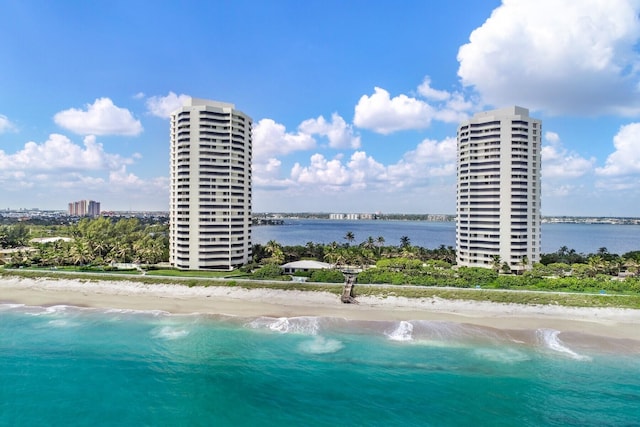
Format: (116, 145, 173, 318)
(68, 199, 101, 217)
(2, 1, 640, 216)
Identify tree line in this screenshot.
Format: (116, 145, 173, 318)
(2, 217, 168, 267)
(3, 220, 640, 286)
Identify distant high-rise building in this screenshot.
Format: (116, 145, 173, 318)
(68, 200, 100, 217)
(87, 200, 100, 217)
(456, 106, 541, 273)
(169, 98, 252, 270)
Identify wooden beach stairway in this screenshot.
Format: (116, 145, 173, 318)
(340, 269, 359, 304)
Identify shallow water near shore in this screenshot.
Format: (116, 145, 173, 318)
(1, 304, 639, 426)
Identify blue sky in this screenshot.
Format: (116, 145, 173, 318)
(2, 0, 640, 216)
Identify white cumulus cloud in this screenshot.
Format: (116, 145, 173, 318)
(542, 146, 595, 179)
(299, 113, 361, 149)
(288, 151, 386, 190)
(253, 118, 316, 161)
(353, 78, 474, 134)
(109, 165, 144, 187)
(0, 134, 168, 209)
(387, 137, 457, 186)
(541, 132, 595, 178)
(596, 122, 640, 176)
(346, 151, 387, 189)
(354, 87, 436, 134)
(146, 92, 191, 118)
(544, 131, 561, 144)
(54, 98, 143, 136)
(286, 137, 456, 193)
(253, 157, 294, 189)
(0, 114, 16, 133)
(291, 153, 351, 187)
(458, 0, 640, 115)
(0, 134, 135, 171)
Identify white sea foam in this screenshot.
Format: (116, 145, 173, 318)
(473, 348, 531, 363)
(47, 319, 79, 328)
(298, 336, 344, 354)
(152, 326, 190, 340)
(536, 329, 591, 361)
(0, 303, 26, 311)
(20, 304, 73, 317)
(386, 321, 414, 341)
(411, 339, 469, 349)
(45, 305, 73, 313)
(247, 316, 320, 335)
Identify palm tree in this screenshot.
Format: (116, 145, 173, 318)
(362, 236, 376, 251)
(360, 248, 377, 266)
(609, 256, 624, 276)
(519, 255, 529, 275)
(323, 241, 341, 265)
(375, 236, 386, 257)
(491, 254, 502, 272)
(9, 250, 30, 267)
(400, 245, 418, 259)
(305, 241, 316, 258)
(70, 241, 91, 266)
(265, 240, 281, 255)
(587, 255, 604, 277)
(624, 257, 640, 277)
(344, 231, 355, 246)
(110, 241, 130, 263)
(399, 235, 411, 249)
(264, 240, 284, 264)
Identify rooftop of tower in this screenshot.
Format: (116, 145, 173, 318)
(184, 97, 236, 110)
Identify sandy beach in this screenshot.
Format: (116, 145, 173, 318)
(2, 276, 640, 346)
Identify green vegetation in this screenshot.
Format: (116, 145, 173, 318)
(2, 218, 640, 308)
(2, 267, 639, 309)
(2, 217, 167, 268)
(356, 258, 640, 295)
(0, 223, 30, 248)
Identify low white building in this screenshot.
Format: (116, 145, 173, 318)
(281, 260, 332, 274)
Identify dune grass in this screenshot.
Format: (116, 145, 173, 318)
(2, 267, 640, 309)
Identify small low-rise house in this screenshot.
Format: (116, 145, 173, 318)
(30, 237, 73, 244)
(281, 260, 332, 275)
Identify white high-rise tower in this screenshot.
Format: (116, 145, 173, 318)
(456, 106, 541, 273)
(169, 98, 252, 270)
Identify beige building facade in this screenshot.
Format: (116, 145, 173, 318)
(456, 106, 541, 273)
(169, 98, 252, 270)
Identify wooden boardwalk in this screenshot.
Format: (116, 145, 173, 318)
(340, 272, 358, 304)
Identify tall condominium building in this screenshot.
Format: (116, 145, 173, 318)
(456, 106, 541, 273)
(68, 200, 100, 217)
(169, 98, 252, 270)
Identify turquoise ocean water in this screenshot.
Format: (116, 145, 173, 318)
(2, 303, 639, 426)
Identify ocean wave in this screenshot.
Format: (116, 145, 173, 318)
(298, 336, 344, 354)
(151, 325, 190, 340)
(47, 319, 80, 328)
(536, 329, 591, 361)
(16, 304, 81, 317)
(0, 303, 26, 311)
(473, 347, 531, 363)
(246, 316, 321, 335)
(386, 321, 414, 341)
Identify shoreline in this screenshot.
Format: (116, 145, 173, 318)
(2, 276, 640, 344)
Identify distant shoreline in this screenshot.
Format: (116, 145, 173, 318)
(4, 209, 640, 225)
(253, 215, 640, 225)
